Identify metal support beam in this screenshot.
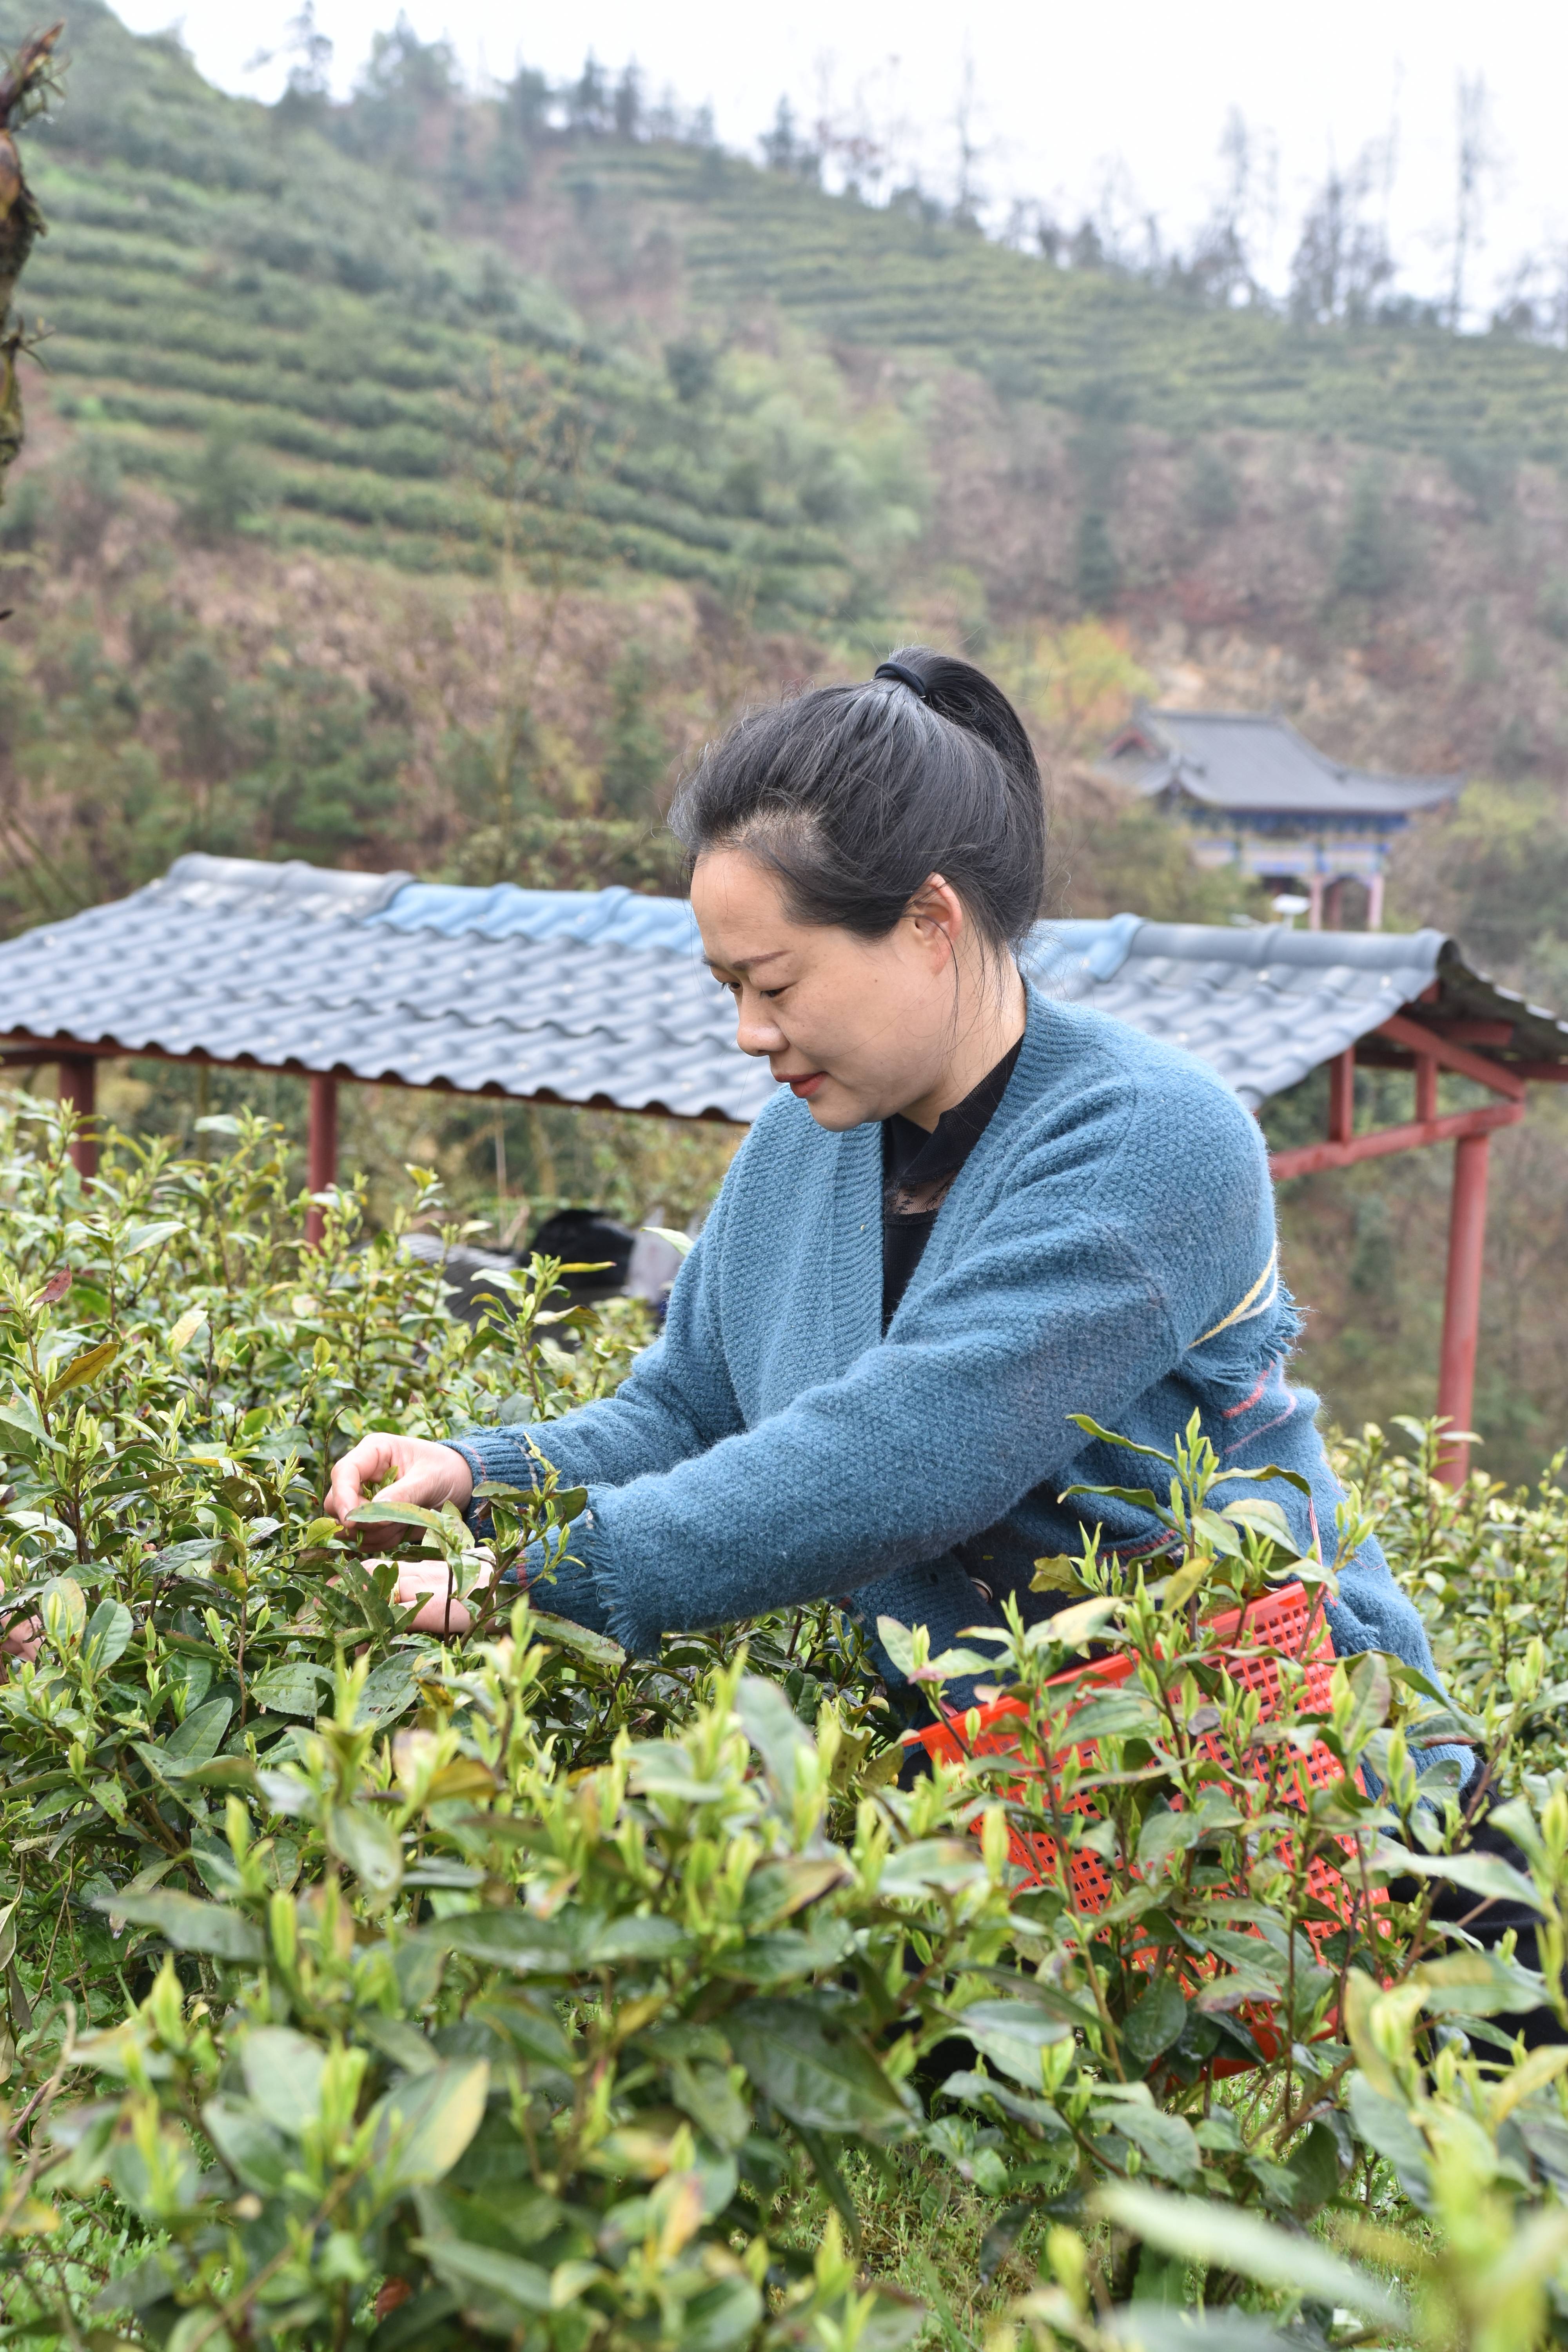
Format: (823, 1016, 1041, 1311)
(58, 1056, 97, 1181)
(1377, 1013, 1526, 1100)
(1327, 1049, 1355, 1144)
(1415, 1053, 1438, 1124)
(0, 1032, 744, 1126)
(305, 1072, 338, 1250)
(1437, 1131, 1492, 1487)
(1268, 1097, 1522, 1181)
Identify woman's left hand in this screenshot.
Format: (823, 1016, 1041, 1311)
(394, 1560, 494, 1636)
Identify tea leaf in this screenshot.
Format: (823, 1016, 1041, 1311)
(370, 2058, 488, 2191)
(83, 1598, 133, 1672)
(728, 1999, 910, 2134)
(1122, 1974, 1188, 2067)
(166, 1308, 208, 1355)
(327, 1803, 405, 1896)
(94, 1889, 265, 1964)
(250, 1662, 332, 1718)
(47, 1341, 119, 1400)
(1096, 2184, 1405, 2322)
(241, 2027, 326, 2133)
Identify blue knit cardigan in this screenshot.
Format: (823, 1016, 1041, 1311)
(447, 984, 1444, 1695)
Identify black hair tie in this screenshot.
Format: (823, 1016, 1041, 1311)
(873, 660, 931, 702)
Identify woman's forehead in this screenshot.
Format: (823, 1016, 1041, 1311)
(691, 849, 806, 969)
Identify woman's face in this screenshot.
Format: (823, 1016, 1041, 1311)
(691, 847, 976, 1130)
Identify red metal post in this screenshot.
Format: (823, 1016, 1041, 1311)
(58, 1055, 97, 1181)
(1436, 1131, 1491, 1486)
(1415, 1054, 1438, 1124)
(1327, 1049, 1355, 1144)
(305, 1072, 338, 1250)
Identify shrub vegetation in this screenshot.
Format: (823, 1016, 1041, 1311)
(1, 1100, 1568, 2347)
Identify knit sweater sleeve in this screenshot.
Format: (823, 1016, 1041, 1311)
(574, 1068, 1272, 1655)
(443, 1195, 744, 1499)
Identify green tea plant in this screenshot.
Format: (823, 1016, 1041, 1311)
(875, 1419, 1564, 2260)
(18, 1634, 1019, 2350)
(993, 1934, 1568, 2352)
(5, 1094, 1568, 2348)
(1342, 1419, 1568, 1782)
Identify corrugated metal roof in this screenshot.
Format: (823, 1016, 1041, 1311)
(1033, 923, 1438, 1108)
(1, 855, 1563, 1122)
(1105, 706, 1461, 820)
(0, 856, 753, 1121)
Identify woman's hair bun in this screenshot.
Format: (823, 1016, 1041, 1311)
(877, 648, 1040, 799)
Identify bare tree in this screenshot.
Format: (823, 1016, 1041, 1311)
(1488, 241, 1568, 347)
(800, 49, 915, 206)
(951, 44, 985, 225)
(1288, 147, 1396, 326)
(1178, 109, 1278, 305)
(1449, 72, 1501, 330)
(1082, 156, 1160, 275)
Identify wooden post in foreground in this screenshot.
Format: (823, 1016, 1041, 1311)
(1436, 1130, 1490, 1486)
(306, 1072, 338, 1250)
(58, 1055, 97, 1180)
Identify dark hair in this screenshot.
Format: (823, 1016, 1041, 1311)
(667, 647, 1045, 956)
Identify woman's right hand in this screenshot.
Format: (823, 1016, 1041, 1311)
(1, 1610, 42, 1668)
(325, 1434, 475, 1547)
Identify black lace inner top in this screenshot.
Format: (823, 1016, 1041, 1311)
(880, 1038, 1023, 1330)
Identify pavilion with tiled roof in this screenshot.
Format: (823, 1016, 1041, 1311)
(1102, 706, 1461, 929)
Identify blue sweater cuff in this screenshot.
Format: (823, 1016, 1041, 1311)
(444, 1434, 619, 1645)
(443, 1428, 543, 1536)
(514, 1515, 615, 1639)
(555, 1505, 663, 1654)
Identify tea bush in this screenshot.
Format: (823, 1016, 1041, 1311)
(3, 1093, 1568, 2350)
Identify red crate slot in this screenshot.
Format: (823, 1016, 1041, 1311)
(907, 1581, 1379, 2047)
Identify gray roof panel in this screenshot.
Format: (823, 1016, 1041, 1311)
(1, 856, 1563, 1123)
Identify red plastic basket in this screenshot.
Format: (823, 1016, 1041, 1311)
(911, 1580, 1373, 1951)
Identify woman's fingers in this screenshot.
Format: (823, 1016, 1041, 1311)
(325, 1433, 403, 1524)
(0, 1615, 42, 1664)
(324, 1435, 473, 1530)
(395, 1563, 477, 1637)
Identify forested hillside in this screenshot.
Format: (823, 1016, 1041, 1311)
(2, 0, 1567, 1475)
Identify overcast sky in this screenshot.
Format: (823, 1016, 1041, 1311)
(112, 0, 1567, 319)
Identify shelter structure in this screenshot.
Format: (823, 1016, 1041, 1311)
(3, 853, 1566, 1482)
(1101, 706, 1460, 929)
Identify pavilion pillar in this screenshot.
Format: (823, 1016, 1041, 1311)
(1436, 1131, 1490, 1486)
(305, 1072, 338, 1250)
(58, 1055, 97, 1181)
(1327, 1049, 1355, 1145)
(1307, 873, 1324, 931)
(1365, 871, 1386, 931)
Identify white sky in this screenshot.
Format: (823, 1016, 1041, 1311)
(111, 0, 1568, 320)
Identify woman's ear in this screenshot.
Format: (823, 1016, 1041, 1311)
(907, 873, 965, 967)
